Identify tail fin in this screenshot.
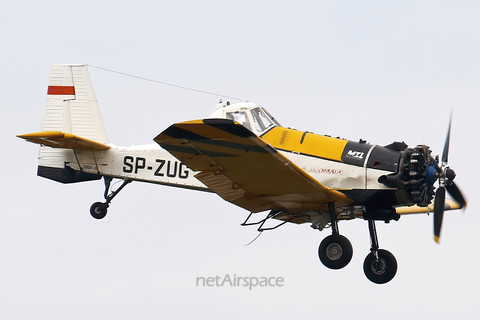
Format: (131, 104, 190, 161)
(21, 64, 108, 183)
(44, 64, 108, 142)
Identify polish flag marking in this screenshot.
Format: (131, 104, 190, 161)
(47, 86, 75, 95)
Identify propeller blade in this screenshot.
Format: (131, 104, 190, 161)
(446, 181, 467, 209)
(433, 186, 446, 243)
(441, 115, 452, 165)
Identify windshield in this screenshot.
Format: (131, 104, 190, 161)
(226, 111, 253, 132)
(251, 107, 275, 133)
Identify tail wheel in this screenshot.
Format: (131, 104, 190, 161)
(318, 234, 353, 270)
(90, 202, 108, 220)
(363, 249, 397, 284)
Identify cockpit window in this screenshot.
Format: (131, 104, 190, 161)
(226, 111, 253, 132)
(251, 107, 276, 133)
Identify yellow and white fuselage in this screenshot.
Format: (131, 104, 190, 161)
(18, 64, 467, 285)
(18, 65, 462, 227)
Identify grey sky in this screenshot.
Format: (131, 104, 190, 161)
(2, 1, 480, 319)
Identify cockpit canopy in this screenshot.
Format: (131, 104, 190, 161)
(208, 102, 281, 135)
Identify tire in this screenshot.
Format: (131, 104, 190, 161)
(318, 234, 353, 270)
(90, 202, 108, 220)
(363, 249, 397, 284)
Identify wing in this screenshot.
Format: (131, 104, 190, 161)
(154, 119, 352, 218)
(17, 131, 110, 151)
(395, 199, 463, 215)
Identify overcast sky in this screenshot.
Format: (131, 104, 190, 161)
(2, 1, 480, 319)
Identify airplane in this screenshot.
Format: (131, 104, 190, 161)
(18, 64, 467, 284)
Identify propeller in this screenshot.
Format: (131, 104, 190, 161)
(431, 115, 467, 243)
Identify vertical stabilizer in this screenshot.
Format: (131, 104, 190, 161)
(38, 64, 106, 183)
(43, 64, 109, 142)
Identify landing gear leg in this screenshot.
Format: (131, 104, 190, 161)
(90, 177, 132, 219)
(363, 219, 397, 284)
(318, 202, 353, 269)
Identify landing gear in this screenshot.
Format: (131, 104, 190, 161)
(90, 177, 131, 219)
(363, 249, 397, 284)
(316, 204, 398, 284)
(90, 202, 108, 219)
(363, 219, 397, 284)
(318, 202, 353, 270)
(318, 234, 353, 269)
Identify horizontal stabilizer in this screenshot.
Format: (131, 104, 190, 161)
(17, 131, 110, 151)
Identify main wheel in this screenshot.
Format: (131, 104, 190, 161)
(363, 249, 397, 284)
(90, 202, 108, 220)
(318, 234, 353, 269)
